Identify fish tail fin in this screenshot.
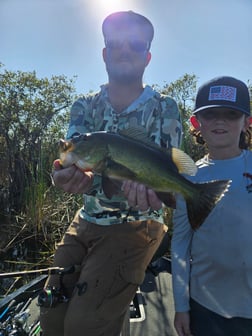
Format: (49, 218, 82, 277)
(186, 179, 231, 230)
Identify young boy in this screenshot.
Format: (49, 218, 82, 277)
(171, 76, 252, 336)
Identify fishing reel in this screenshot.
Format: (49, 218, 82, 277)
(37, 287, 68, 308)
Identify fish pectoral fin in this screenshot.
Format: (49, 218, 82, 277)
(102, 160, 137, 199)
(156, 192, 176, 209)
(104, 159, 137, 180)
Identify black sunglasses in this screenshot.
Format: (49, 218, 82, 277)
(105, 39, 150, 53)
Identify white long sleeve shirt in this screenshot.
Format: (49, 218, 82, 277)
(172, 150, 252, 318)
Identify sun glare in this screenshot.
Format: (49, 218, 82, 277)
(95, 0, 135, 13)
(84, 0, 137, 20)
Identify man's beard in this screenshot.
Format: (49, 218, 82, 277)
(106, 64, 143, 84)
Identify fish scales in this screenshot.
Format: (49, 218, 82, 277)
(59, 130, 231, 229)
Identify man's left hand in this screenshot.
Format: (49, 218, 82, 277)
(122, 181, 162, 211)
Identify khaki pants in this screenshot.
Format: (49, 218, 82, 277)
(40, 210, 166, 336)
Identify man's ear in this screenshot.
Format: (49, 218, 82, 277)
(190, 115, 201, 129)
(145, 51, 151, 66)
(102, 48, 106, 62)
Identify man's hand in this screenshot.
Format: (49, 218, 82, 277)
(122, 180, 162, 211)
(51, 159, 94, 194)
(174, 312, 193, 336)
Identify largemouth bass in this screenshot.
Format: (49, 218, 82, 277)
(58, 129, 230, 229)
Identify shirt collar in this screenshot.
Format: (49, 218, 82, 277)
(100, 84, 157, 114)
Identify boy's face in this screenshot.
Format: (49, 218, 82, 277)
(102, 24, 151, 83)
(195, 108, 250, 151)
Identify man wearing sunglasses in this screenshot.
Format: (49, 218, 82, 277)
(40, 11, 182, 336)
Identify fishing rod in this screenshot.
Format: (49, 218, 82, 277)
(0, 265, 81, 278)
(0, 265, 81, 335)
(0, 296, 40, 336)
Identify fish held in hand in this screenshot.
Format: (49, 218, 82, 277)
(58, 129, 230, 230)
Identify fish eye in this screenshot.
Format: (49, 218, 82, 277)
(59, 139, 72, 151)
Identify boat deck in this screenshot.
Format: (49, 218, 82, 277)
(0, 258, 177, 335)
(130, 267, 176, 336)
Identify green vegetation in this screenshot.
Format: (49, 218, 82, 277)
(0, 64, 251, 293)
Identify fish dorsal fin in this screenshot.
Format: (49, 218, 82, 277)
(171, 147, 197, 176)
(118, 127, 162, 151)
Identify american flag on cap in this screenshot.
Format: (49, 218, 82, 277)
(208, 85, 237, 102)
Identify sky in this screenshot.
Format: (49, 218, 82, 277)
(1, 0, 251, 94)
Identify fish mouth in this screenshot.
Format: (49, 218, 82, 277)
(59, 152, 75, 168)
(75, 159, 92, 171)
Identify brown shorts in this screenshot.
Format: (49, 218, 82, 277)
(40, 210, 166, 336)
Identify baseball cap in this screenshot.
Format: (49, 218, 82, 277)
(193, 76, 251, 116)
(102, 11, 154, 45)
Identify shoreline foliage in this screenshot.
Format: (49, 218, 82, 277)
(0, 65, 251, 295)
